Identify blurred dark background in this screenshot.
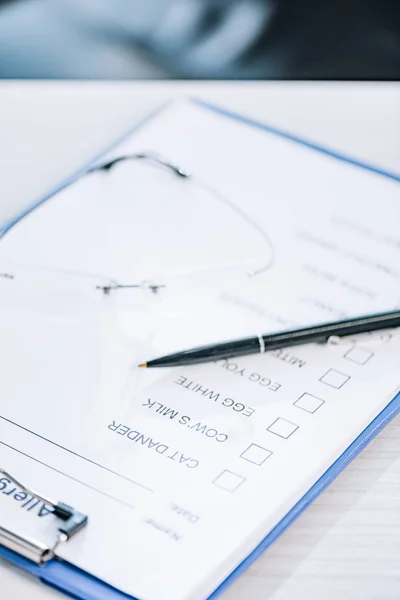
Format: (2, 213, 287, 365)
(0, 0, 399, 79)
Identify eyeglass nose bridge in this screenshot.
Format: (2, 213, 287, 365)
(0, 272, 14, 280)
(1, 270, 166, 298)
(96, 280, 166, 295)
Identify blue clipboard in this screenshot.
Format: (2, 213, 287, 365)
(1, 98, 399, 600)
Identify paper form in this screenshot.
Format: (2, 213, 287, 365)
(0, 100, 399, 600)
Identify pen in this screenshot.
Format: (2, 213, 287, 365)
(138, 309, 400, 368)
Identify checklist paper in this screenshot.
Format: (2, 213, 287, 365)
(0, 99, 399, 600)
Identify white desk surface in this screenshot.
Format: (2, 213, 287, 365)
(0, 81, 399, 600)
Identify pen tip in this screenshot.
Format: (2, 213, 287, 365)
(138, 363, 147, 368)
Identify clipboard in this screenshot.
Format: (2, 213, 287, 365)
(1, 98, 399, 600)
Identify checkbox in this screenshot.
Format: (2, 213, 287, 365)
(240, 444, 272, 465)
(267, 418, 299, 439)
(320, 369, 350, 389)
(294, 393, 325, 414)
(213, 470, 245, 492)
(344, 347, 374, 365)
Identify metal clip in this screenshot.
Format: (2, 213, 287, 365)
(0, 467, 88, 565)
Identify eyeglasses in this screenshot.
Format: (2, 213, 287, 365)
(0, 151, 275, 347)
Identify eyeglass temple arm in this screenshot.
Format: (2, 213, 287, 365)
(87, 151, 191, 179)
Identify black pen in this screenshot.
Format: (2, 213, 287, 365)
(138, 309, 400, 368)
